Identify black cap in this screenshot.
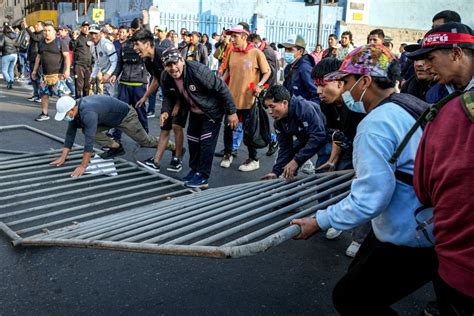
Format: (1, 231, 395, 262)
(181, 31, 191, 36)
(407, 22, 474, 60)
(161, 47, 183, 65)
(81, 21, 90, 27)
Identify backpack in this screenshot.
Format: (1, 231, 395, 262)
(243, 97, 272, 149)
(385, 91, 464, 244)
(0, 34, 4, 52)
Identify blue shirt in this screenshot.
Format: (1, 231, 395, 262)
(316, 102, 434, 247)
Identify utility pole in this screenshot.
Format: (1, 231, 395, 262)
(317, 0, 324, 45)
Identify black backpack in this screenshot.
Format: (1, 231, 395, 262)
(243, 97, 272, 148)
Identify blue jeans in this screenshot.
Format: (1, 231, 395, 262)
(18, 52, 28, 77)
(1, 54, 17, 83)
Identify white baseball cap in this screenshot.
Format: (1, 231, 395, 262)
(55, 96, 76, 121)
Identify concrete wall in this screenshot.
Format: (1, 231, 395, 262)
(368, 0, 474, 30)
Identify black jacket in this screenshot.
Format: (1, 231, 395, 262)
(2, 30, 18, 55)
(26, 28, 43, 63)
(161, 61, 236, 121)
(71, 32, 92, 67)
(113, 38, 148, 84)
(180, 43, 208, 66)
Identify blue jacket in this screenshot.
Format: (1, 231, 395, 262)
(425, 83, 449, 104)
(272, 96, 326, 176)
(316, 102, 434, 247)
(283, 54, 318, 101)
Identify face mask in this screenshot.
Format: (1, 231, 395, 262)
(341, 77, 368, 114)
(63, 115, 74, 122)
(284, 52, 295, 64)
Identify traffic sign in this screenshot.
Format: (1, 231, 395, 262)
(92, 8, 105, 22)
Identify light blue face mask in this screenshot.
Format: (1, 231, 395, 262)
(284, 52, 296, 64)
(341, 76, 368, 114)
(63, 115, 74, 122)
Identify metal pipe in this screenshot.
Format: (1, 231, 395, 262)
(0, 174, 160, 210)
(0, 168, 143, 201)
(16, 188, 191, 235)
(140, 175, 337, 244)
(191, 179, 353, 246)
(166, 175, 353, 245)
(223, 191, 349, 247)
(5, 179, 175, 224)
(0, 166, 139, 194)
(0, 149, 32, 155)
(69, 181, 281, 240)
(0, 152, 85, 170)
(112, 177, 327, 243)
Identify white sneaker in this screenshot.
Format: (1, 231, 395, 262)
(326, 227, 343, 240)
(300, 160, 315, 174)
(346, 241, 361, 258)
(238, 159, 260, 172)
(220, 154, 233, 168)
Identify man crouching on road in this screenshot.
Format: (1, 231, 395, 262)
(51, 95, 165, 177)
(261, 85, 326, 180)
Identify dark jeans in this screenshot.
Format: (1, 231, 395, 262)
(114, 84, 148, 141)
(434, 275, 474, 316)
(187, 112, 222, 179)
(29, 60, 40, 98)
(74, 63, 91, 99)
(333, 230, 438, 316)
(223, 109, 257, 160)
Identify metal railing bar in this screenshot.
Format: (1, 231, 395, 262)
(67, 181, 281, 240)
(0, 152, 85, 170)
(139, 175, 338, 244)
(0, 147, 83, 162)
(165, 176, 353, 245)
(0, 168, 143, 201)
(15, 188, 190, 235)
(112, 176, 333, 243)
(0, 174, 160, 210)
(45, 181, 276, 240)
(5, 179, 175, 223)
(192, 180, 353, 246)
(0, 149, 32, 155)
(0, 166, 140, 194)
(223, 191, 350, 247)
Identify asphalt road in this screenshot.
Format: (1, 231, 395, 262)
(0, 81, 433, 315)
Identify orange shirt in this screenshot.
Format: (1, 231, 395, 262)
(226, 48, 270, 109)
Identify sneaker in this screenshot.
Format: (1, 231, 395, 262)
(238, 159, 260, 172)
(167, 157, 182, 172)
(182, 170, 196, 183)
(326, 228, 343, 240)
(147, 111, 155, 118)
(266, 141, 279, 156)
(99, 145, 125, 159)
(185, 172, 209, 189)
(27, 96, 37, 102)
(423, 301, 440, 316)
(345, 241, 361, 258)
(214, 149, 237, 157)
(300, 160, 315, 174)
(171, 147, 186, 159)
(34, 97, 42, 103)
(136, 157, 160, 172)
(220, 154, 233, 168)
(35, 113, 50, 121)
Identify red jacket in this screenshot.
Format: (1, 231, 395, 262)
(414, 93, 474, 298)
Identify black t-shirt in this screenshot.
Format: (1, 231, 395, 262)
(144, 45, 167, 80)
(72, 33, 92, 67)
(39, 38, 68, 75)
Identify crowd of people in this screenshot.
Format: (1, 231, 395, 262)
(0, 8, 473, 316)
